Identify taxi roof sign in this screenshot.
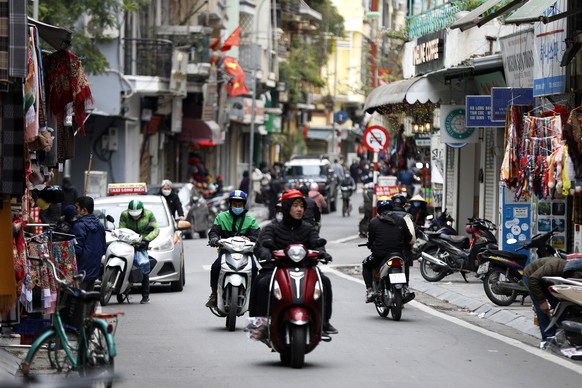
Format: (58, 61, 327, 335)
(107, 183, 147, 196)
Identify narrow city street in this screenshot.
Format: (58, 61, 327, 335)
(98, 192, 582, 388)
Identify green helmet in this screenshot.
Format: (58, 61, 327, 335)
(128, 199, 144, 218)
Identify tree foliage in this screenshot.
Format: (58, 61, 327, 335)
(31, 0, 151, 74)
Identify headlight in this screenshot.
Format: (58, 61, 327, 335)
(273, 280, 282, 300)
(313, 281, 321, 300)
(287, 246, 307, 263)
(151, 237, 173, 252)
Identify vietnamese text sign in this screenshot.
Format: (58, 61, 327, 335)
(466, 96, 503, 128)
(491, 87, 533, 122)
(499, 29, 535, 88)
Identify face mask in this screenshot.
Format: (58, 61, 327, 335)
(275, 213, 283, 222)
(231, 207, 244, 216)
(413, 202, 421, 208)
(162, 189, 172, 196)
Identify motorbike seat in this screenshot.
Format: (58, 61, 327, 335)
(562, 320, 582, 335)
(438, 234, 469, 245)
(485, 250, 528, 264)
(77, 290, 102, 302)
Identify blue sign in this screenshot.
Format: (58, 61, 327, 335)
(491, 87, 534, 122)
(334, 110, 349, 125)
(465, 96, 504, 128)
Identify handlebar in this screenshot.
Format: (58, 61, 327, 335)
(357, 243, 368, 247)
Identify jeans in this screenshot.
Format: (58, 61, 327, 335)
(142, 274, 150, 298)
(523, 275, 558, 340)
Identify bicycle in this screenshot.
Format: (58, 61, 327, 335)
(19, 230, 122, 387)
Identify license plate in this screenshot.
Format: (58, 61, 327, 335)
(477, 261, 490, 275)
(389, 273, 407, 284)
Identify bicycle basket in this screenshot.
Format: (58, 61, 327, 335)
(58, 288, 97, 330)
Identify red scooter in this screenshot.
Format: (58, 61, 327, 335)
(265, 243, 331, 368)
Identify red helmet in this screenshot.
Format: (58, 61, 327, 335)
(281, 189, 304, 203)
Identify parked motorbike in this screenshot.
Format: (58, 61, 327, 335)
(359, 243, 407, 320)
(419, 217, 498, 283)
(477, 228, 566, 306)
(542, 276, 582, 358)
(412, 211, 458, 262)
(100, 219, 154, 306)
(255, 241, 331, 369)
(207, 236, 256, 331)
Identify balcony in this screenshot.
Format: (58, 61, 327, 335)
(406, 2, 461, 39)
(123, 38, 173, 78)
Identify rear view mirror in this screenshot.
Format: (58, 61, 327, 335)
(106, 215, 115, 223)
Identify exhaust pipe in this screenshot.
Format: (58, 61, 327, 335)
(494, 281, 527, 292)
(421, 252, 447, 267)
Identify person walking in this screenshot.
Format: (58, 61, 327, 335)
(119, 199, 160, 304)
(70, 196, 106, 291)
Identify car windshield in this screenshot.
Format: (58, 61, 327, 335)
(94, 200, 170, 228)
(285, 165, 326, 177)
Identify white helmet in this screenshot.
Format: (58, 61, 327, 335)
(310, 182, 319, 191)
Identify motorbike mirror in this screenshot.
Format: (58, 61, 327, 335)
(106, 215, 115, 223)
(176, 220, 191, 231)
(506, 238, 517, 245)
(426, 215, 434, 221)
(262, 239, 275, 249)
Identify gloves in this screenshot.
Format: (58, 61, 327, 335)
(141, 240, 150, 250)
(209, 238, 219, 247)
(319, 252, 333, 264)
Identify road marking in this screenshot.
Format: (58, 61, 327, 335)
(330, 234, 361, 244)
(324, 267, 582, 375)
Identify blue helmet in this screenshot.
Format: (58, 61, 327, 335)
(376, 197, 393, 213)
(229, 190, 248, 205)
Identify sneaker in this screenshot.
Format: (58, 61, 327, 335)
(365, 290, 375, 303)
(140, 297, 150, 304)
(205, 293, 217, 308)
(323, 322, 338, 334)
(402, 292, 415, 304)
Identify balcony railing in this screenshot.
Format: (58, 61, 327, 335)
(123, 38, 173, 78)
(406, 2, 461, 39)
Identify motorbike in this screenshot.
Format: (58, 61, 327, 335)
(359, 243, 407, 320)
(100, 218, 153, 306)
(255, 241, 331, 369)
(340, 185, 353, 217)
(542, 276, 582, 358)
(419, 217, 498, 283)
(412, 210, 458, 262)
(207, 236, 256, 331)
(477, 228, 567, 306)
(206, 192, 229, 225)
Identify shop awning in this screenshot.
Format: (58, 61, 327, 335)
(177, 119, 222, 145)
(364, 77, 422, 113)
(450, 0, 526, 31)
(306, 127, 333, 141)
(504, 0, 579, 24)
(28, 17, 72, 50)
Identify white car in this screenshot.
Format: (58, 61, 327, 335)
(94, 194, 187, 292)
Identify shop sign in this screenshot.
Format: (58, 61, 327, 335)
(466, 96, 504, 128)
(499, 29, 535, 88)
(413, 31, 445, 74)
(533, 0, 567, 97)
(375, 185, 400, 197)
(490, 87, 533, 122)
(414, 132, 431, 147)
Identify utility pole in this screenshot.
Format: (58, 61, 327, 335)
(332, 33, 338, 155)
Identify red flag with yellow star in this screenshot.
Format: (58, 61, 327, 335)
(221, 26, 240, 52)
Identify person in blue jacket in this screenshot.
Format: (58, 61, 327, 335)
(71, 196, 106, 291)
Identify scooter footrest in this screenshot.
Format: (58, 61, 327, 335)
(321, 334, 332, 342)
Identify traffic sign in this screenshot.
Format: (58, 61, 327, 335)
(363, 125, 390, 152)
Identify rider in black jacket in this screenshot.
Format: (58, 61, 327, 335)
(249, 189, 337, 334)
(159, 179, 185, 220)
(364, 196, 415, 304)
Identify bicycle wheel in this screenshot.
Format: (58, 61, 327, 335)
(79, 323, 114, 388)
(20, 329, 79, 378)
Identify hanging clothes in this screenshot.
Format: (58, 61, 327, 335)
(0, 88, 26, 196)
(563, 107, 582, 178)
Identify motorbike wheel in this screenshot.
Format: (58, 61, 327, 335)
(226, 285, 239, 332)
(375, 302, 390, 317)
(289, 324, 307, 369)
(419, 247, 448, 282)
(483, 267, 517, 306)
(100, 267, 119, 306)
(391, 290, 403, 321)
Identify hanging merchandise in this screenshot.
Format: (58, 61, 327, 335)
(500, 105, 528, 190)
(563, 106, 582, 181)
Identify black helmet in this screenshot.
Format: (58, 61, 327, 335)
(392, 194, 407, 208)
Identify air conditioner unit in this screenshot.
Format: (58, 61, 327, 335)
(83, 14, 119, 39)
